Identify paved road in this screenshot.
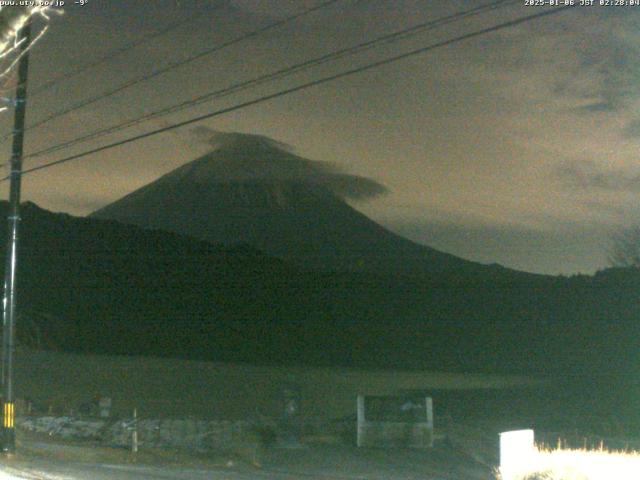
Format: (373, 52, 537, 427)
(0, 455, 483, 480)
(0, 459, 314, 480)
(0, 441, 492, 479)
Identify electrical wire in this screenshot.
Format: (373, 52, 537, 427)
(4, 4, 573, 181)
(29, 2, 220, 97)
(24, 0, 519, 161)
(0, 0, 341, 144)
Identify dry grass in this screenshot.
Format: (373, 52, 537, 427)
(498, 446, 640, 480)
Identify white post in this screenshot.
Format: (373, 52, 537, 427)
(131, 408, 138, 454)
(425, 397, 433, 448)
(356, 395, 365, 447)
(499, 429, 536, 480)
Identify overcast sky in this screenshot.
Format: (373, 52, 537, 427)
(0, 0, 636, 275)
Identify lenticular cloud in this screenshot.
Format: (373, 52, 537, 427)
(188, 129, 388, 201)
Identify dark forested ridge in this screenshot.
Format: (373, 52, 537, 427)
(2, 202, 639, 379)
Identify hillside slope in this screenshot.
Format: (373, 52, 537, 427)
(1, 202, 638, 381)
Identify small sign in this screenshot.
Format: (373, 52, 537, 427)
(99, 397, 112, 418)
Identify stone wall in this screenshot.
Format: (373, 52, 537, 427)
(17, 415, 274, 453)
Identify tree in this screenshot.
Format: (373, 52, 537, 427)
(609, 226, 640, 268)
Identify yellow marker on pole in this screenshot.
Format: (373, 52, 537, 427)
(3, 403, 14, 428)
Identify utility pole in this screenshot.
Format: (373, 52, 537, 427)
(1, 20, 31, 454)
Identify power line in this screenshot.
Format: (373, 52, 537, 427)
(25, 0, 519, 161)
(6, 5, 573, 181)
(30, 3, 221, 97)
(0, 0, 341, 144)
(15, 4, 572, 178)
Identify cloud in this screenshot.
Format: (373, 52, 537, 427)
(563, 13, 640, 115)
(474, 9, 640, 118)
(558, 160, 640, 193)
(574, 102, 616, 114)
(624, 119, 640, 139)
(186, 128, 388, 201)
(192, 126, 293, 152)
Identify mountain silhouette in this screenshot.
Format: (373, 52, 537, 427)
(92, 132, 502, 275)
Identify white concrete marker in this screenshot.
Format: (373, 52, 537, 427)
(500, 429, 536, 480)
